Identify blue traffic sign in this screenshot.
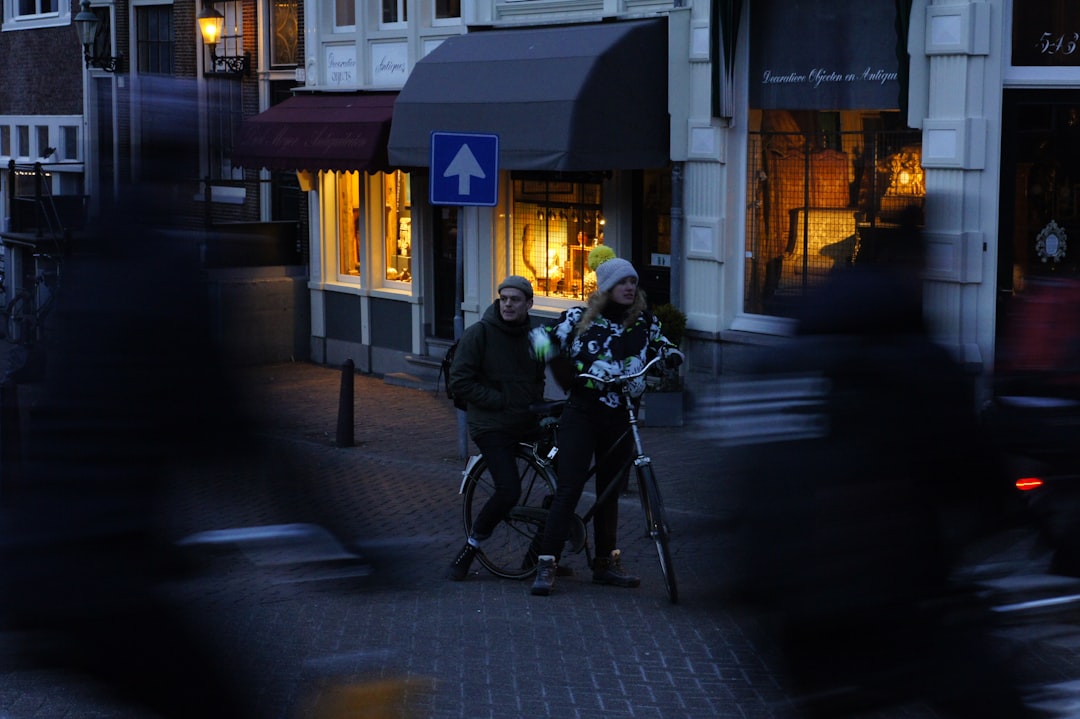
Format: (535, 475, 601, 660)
(429, 132, 499, 207)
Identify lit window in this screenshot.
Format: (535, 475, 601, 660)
(270, 0, 299, 66)
(336, 170, 412, 283)
(743, 110, 922, 316)
(384, 170, 412, 283)
(511, 178, 603, 300)
(338, 171, 362, 277)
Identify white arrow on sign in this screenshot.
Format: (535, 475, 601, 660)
(443, 143, 486, 196)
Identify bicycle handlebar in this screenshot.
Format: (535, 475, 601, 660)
(578, 355, 667, 386)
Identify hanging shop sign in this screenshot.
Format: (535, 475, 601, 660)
(749, 0, 901, 110)
(1013, 0, 1080, 66)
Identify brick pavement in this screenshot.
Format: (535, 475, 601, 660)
(1, 361, 1078, 718)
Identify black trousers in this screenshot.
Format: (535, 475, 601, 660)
(470, 430, 526, 540)
(538, 399, 632, 561)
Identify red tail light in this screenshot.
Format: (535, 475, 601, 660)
(1016, 477, 1045, 491)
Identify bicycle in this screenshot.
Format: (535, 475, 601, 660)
(5, 253, 60, 346)
(457, 355, 678, 603)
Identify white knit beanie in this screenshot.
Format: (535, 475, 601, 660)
(595, 257, 638, 293)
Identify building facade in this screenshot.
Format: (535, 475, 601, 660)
(0, 0, 311, 364)
(5, 1, 1073, 398)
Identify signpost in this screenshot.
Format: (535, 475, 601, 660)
(430, 131, 500, 457)
(429, 131, 499, 207)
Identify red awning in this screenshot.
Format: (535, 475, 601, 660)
(231, 93, 396, 173)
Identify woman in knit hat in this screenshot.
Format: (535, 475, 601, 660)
(527, 247, 683, 596)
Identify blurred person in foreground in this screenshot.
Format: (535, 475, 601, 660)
(0, 79, 260, 719)
(729, 206, 1031, 717)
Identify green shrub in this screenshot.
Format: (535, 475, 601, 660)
(651, 303, 687, 391)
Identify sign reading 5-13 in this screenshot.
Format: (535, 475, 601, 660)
(1015, 2, 1080, 65)
(1037, 32, 1079, 57)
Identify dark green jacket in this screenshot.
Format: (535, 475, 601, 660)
(449, 300, 545, 438)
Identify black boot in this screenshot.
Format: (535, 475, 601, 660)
(447, 542, 477, 581)
(592, 549, 640, 588)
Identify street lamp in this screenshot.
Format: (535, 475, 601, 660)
(197, 3, 249, 76)
(74, 0, 122, 72)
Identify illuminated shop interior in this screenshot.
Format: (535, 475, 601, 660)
(744, 110, 924, 316)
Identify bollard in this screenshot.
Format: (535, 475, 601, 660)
(336, 359, 355, 448)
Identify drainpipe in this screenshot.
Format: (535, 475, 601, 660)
(669, 162, 684, 310)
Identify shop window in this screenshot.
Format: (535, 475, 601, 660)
(744, 110, 923, 316)
(338, 171, 362, 277)
(642, 169, 672, 263)
(384, 170, 412, 283)
(336, 169, 412, 284)
(0, 127, 9, 157)
(510, 177, 603, 300)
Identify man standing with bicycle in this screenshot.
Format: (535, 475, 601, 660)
(528, 248, 682, 596)
(446, 276, 547, 581)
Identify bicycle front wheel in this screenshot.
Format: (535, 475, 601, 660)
(637, 464, 678, 603)
(461, 445, 558, 580)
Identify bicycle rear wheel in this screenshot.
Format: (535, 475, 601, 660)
(637, 464, 678, 603)
(461, 445, 557, 579)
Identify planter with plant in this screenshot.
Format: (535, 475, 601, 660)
(645, 303, 688, 427)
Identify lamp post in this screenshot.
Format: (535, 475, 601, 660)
(197, 4, 249, 75)
(74, 0, 121, 72)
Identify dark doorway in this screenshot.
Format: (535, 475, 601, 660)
(632, 168, 672, 308)
(996, 90, 1080, 381)
(432, 205, 458, 339)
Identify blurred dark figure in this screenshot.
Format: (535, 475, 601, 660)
(987, 274, 1080, 576)
(0, 79, 260, 719)
(731, 207, 1032, 717)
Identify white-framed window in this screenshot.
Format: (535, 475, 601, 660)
(509, 176, 604, 301)
(269, 0, 300, 66)
(433, 0, 460, 22)
(335, 169, 413, 285)
(0, 117, 81, 164)
(380, 0, 407, 28)
(2, 0, 68, 30)
(335, 0, 356, 31)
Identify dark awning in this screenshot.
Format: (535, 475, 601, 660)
(387, 19, 669, 172)
(231, 93, 396, 172)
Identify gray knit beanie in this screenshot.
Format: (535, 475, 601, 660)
(498, 275, 534, 299)
(595, 257, 638, 293)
